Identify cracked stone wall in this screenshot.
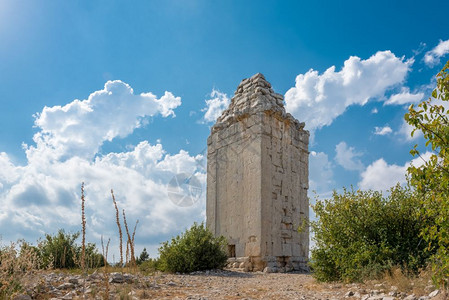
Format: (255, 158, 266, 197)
(206, 73, 309, 272)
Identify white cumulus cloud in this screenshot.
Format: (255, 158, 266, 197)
(202, 89, 230, 123)
(374, 126, 393, 136)
(335, 142, 364, 171)
(0, 81, 206, 258)
(359, 152, 432, 191)
(424, 39, 449, 67)
(285, 51, 413, 131)
(27, 80, 181, 161)
(385, 87, 424, 105)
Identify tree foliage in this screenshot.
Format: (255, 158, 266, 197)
(405, 59, 449, 287)
(158, 222, 228, 273)
(310, 185, 434, 282)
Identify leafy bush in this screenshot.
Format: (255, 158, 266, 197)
(38, 229, 80, 269)
(38, 229, 104, 269)
(310, 185, 434, 282)
(405, 59, 449, 287)
(158, 222, 228, 273)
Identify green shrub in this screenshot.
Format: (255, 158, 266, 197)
(310, 185, 435, 282)
(38, 229, 104, 269)
(158, 222, 228, 273)
(38, 229, 80, 269)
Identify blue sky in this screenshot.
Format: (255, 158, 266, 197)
(0, 0, 448, 258)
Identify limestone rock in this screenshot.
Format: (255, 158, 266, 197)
(109, 272, 125, 283)
(428, 290, 439, 298)
(57, 282, 75, 290)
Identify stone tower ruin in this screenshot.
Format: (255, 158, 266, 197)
(206, 73, 309, 272)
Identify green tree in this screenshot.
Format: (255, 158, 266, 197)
(158, 222, 228, 273)
(136, 247, 149, 265)
(310, 185, 433, 282)
(405, 59, 449, 287)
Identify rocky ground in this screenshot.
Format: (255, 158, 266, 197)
(11, 270, 446, 300)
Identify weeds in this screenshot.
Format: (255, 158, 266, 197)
(0, 241, 40, 298)
(122, 209, 138, 270)
(111, 189, 123, 267)
(376, 266, 434, 295)
(81, 182, 87, 299)
(101, 236, 110, 300)
(81, 182, 86, 272)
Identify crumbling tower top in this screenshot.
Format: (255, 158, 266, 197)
(212, 73, 306, 134)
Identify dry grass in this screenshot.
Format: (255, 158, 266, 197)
(111, 189, 124, 267)
(122, 209, 137, 270)
(80, 182, 87, 299)
(101, 236, 111, 300)
(81, 182, 86, 272)
(0, 241, 41, 298)
(363, 266, 440, 297)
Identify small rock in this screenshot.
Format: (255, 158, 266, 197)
(345, 291, 354, 297)
(167, 281, 177, 286)
(404, 295, 418, 300)
(57, 282, 75, 290)
(382, 297, 395, 300)
(419, 297, 430, 300)
(123, 273, 135, 283)
(68, 277, 79, 285)
(429, 290, 439, 298)
(366, 296, 383, 300)
(109, 272, 125, 283)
